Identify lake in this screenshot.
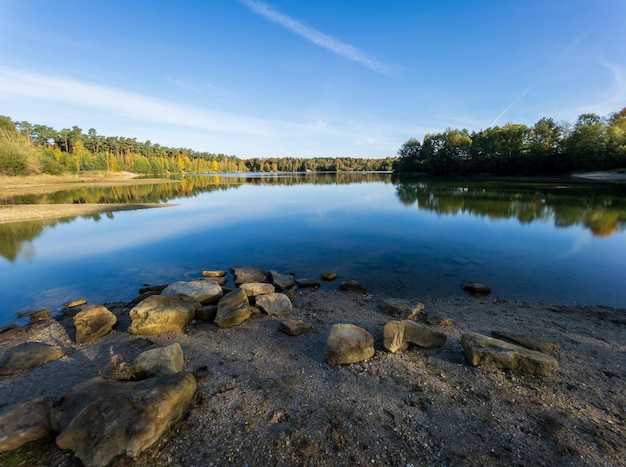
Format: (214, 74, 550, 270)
(1, 172, 625, 326)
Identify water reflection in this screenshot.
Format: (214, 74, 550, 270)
(392, 176, 626, 237)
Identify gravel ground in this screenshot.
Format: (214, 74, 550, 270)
(1, 287, 624, 467)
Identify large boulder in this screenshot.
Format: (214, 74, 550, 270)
(324, 324, 375, 365)
(128, 294, 200, 335)
(214, 288, 252, 328)
(461, 332, 558, 376)
(51, 372, 196, 467)
(380, 298, 424, 319)
(73, 305, 117, 344)
(383, 321, 447, 353)
(269, 270, 295, 291)
(230, 266, 267, 285)
(0, 397, 54, 454)
(255, 293, 293, 317)
(0, 342, 63, 376)
(162, 280, 223, 305)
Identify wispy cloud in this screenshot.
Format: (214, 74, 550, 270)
(239, 0, 393, 76)
(491, 87, 532, 127)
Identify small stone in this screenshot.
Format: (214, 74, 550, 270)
(215, 288, 252, 328)
(340, 280, 367, 294)
(279, 319, 313, 336)
(295, 278, 321, 288)
(269, 270, 295, 291)
(230, 266, 267, 285)
(322, 272, 337, 281)
(255, 293, 293, 317)
(16, 307, 51, 322)
(162, 280, 223, 305)
(383, 321, 447, 353)
(64, 298, 87, 308)
(0, 397, 54, 454)
(491, 330, 560, 352)
(133, 343, 185, 377)
(201, 270, 226, 277)
(137, 285, 167, 295)
(74, 305, 117, 344)
(381, 298, 424, 319)
(324, 324, 375, 365)
(463, 282, 492, 296)
(425, 312, 454, 327)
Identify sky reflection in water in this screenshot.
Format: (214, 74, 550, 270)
(1, 174, 625, 325)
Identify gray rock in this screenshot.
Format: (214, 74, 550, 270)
(279, 319, 312, 336)
(202, 276, 228, 286)
(51, 372, 197, 467)
(463, 282, 492, 296)
(128, 294, 200, 335)
(295, 278, 321, 288)
(162, 280, 223, 305)
(215, 288, 252, 328)
(196, 305, 218, 322)
(383, 321, 447, 353)
(73, 305, 117, 344)
(425, 312, 454, 327)
(322, 272, 337, 281)
(0, 397, 54, 454)
(381, 298, 424, 319)
(269, 270, 295, 291)
(240, 282, 275, 298)
(340, 280, 367, 293)
(461, 332, 558, 376)
(255, 293, 293, 317)
(133, 343, 185, 377)
(491, 330, 560, 352)
(230, 266, 267, 285)
(0, 342, 63, 376)
(324, 324, 375, 365)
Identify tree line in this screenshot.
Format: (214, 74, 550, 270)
(394, 108, 626, 175)
(0, 116, 394, 176)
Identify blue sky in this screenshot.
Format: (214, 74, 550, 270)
(1, 0, 624, 158)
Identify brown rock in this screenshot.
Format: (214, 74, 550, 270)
(269, 270, 295, 291)
(425, 312, 454, 327)
(240, 282, 275, 298)
(201, 270, 226, 277)
(230, 266, 267, 285)
(463, 282, 492, 296)
(16, 307, 51, 322)
(255, 293, 293, 317)
(64, 298, 87, 308)
(196, 305, 218, 322)
(322, 272, 337, 281)
(340, 280, 367, 293)
(295, 278, 321, 288)
(278, 319, 313, 336)
(161, 280, 223, 305)
(73, 305, 117, 344)
(381, 298, 424, 319)
(324, 324, 375, 365)
(215, 288, 252, 328)
(383, 321, 447, 353)
(0, 397, 54, 454)
(491, 330, 560, 352)
(0, 342, 63, 376)
(133, 343, 185, 377)
(128, 294, 200, 335)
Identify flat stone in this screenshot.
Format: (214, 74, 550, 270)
(202, 276, 228, 286)
(491, 330, 560, 352)
(162, 280, 223, 305)
(463, 282, 492, 296)
(383, 321, 447, 353)
(425, 312, 454, 327)
(73, 305, 117, 344)
(255, 293, 293, 317)
(295, 278, 320, 288)
(269, 270, 295, 291)
(51, 372, 196, 467)
(137, 285, 167, 295)
(0, 342, 63, 376)
(461, 332, 558, 376)
(381, 298, 424, 319)
(278, 319, 312, 336)
(215, 288, 251, 328)
(324, 324, 375, 365)
(16, 307, 51, 322)
(133, 343, 185, 377)
(201, 270, 226, 277)
(321, 272, 337, 281)
(128, 294, 200, 335)
(230, 266, 267, 285)
(0, 397, 54, 454)
(64, 298, 87, 308)
(240, 282, 275, 297)
(340, 280, 367, 294)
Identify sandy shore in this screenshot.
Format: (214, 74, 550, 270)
(0, 286, 624, 466)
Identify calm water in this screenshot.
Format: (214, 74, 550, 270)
(1, 173, 625, 326)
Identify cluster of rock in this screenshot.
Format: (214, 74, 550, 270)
(0, 271, 560, 465)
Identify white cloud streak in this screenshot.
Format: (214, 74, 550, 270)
(239, 0, 393, 76)
(491, 87, 532, 127)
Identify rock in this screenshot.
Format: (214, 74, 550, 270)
(133, 343, 185, 377)
(16, 307, 51, 322)
(0, 397, 54, 454)
(279, 319, 312, 336)
(269, 270, 295, 291)
(0, 342, 63, 376)
(162, 280, 223, 305)
(201, 270, 226, 277)
(322, 272, 337, 281)
(130, 290, 162, 306)
(461, 332, 558, 376)
(128, 294, 200, 335)
(73, 305, 117, 344)
(425, 312, 454, 327)
(282, 287, 297, 301)
(215, 288, 252, 328)
(491, 330, 560, 352)
(51, 372, 196, 467)
(324, 324, 375, 365)
(255, 293, 293, 317)
(0, 324, 16, 335)
(383, 321, 447, 353)
(295, 278, 320, 288)
(240, 282, 275, 298)
(340, 280, 367, 294)
(381, 298, 424, 319)
(64, 298, 87, 308)
(463, 282, 492, 296)
(137, 284, 167, 294)
(202, 276, 228, 286)
(230, 266, 267, 285)
(196, 305, 218, 321)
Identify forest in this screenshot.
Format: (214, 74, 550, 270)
(394, 108, 626, 175)
(0, 116, 393, 176)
